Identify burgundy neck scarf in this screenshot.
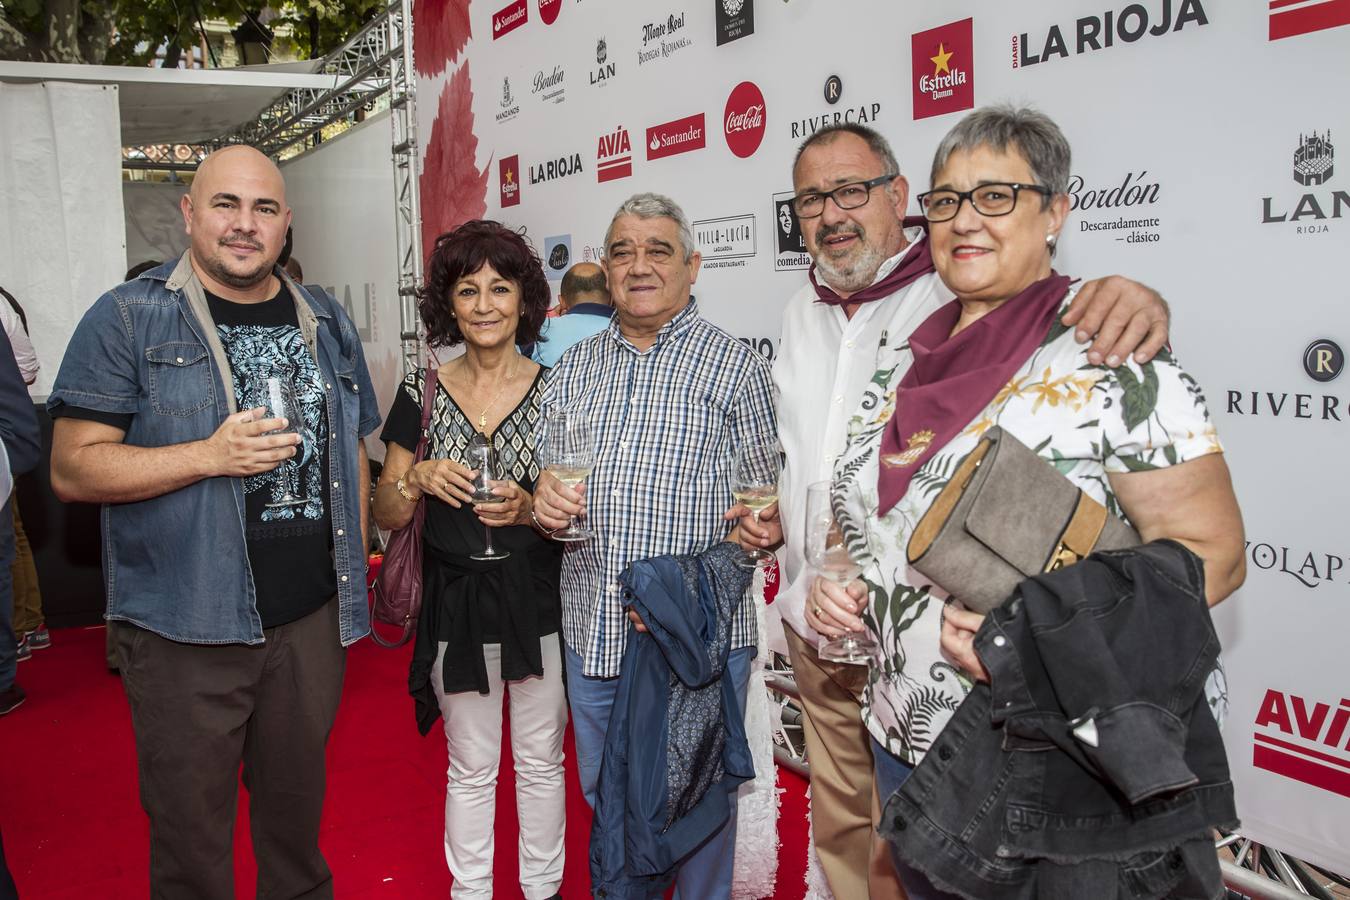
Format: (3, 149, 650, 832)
(810, 218, 935, 308)
(877, 272, 1074, 514)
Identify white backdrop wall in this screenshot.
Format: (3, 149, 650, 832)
(282, 110, 403, 458)
(0, 81, 125, 399)
(413, 0, 1350, 873)
(123, 181, 188, 269)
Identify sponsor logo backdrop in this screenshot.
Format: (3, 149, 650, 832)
(413, 0, 1350, 872)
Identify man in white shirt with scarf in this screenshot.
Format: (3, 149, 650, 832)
(731, 122, 1172, 899)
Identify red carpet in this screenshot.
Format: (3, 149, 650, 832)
(0, 626, 810, 898)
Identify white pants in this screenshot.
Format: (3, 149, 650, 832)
(431, 634, 568, 900)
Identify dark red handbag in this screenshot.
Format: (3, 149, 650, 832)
(370, 365, 438, 648)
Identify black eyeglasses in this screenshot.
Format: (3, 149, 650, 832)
(791, 173, 898, 219)
(916, 183, 1052, 222)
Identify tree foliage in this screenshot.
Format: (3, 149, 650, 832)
(0, 0, 385, 66)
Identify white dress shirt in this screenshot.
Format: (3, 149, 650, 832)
(772, 229, 950, 647)
(0, 301, 38, 386)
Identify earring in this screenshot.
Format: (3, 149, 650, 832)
(1045, 233, 1057, 248)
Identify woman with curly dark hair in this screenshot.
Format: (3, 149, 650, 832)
(373, 219, 566, 900)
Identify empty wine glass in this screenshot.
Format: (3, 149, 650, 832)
(732, 436, 781, 569)
(540, 408, 595, 543)
(261, 375, 308, 509)
(467, 432, 510, 562)
(805, 481, 877, 665)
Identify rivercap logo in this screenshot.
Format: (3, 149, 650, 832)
(646, 113, 706, 161)
(597, 126, 633, 182)
(911, 18, 974, 120)
(1294, 130, 1334, 185)
(824, 74, 843, 105)
(538, 0, 561, 26)
(724, 81, 767, 159)
(1304, 339, 1344, 382)
(493, 0, 528, 39)
(543, 234, 572, 279)
(716, 0, 754, 45)
(1269, 0, 1350, 40)
(499, 155, 520, 207)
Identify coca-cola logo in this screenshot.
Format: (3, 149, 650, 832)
(538, 0, 561, 26)
(723, 81, 766, 159)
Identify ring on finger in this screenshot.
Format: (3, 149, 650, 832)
(813, 604, 823, 618)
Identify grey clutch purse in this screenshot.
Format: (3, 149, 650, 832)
(905, 426, 1139, 613)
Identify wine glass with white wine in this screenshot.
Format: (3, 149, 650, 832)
(466, 431, 510, 562)
(805, 481, 878, 665)
(732, 436, 781, 569)
(541, 408, 596, 542)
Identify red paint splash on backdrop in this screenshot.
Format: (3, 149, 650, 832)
(413, 0, 472, 78)
(419, 63, 490, 258)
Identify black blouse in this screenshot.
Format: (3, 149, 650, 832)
(380, 365, 563, 732)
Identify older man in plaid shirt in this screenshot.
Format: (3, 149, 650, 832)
(534, 192, 774, 898)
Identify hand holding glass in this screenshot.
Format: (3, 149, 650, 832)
(467, 432, 509, 561)
(732, 436, 781, 569)
(261, 376, 307, 509)
(541, 409, 595, 542)
(805, 481, 877, 665)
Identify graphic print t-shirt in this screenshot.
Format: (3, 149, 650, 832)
(208, 288, 337, 628)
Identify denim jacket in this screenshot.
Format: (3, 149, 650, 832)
(880, 541, 1237, 900)
(48, 253, 381, 646)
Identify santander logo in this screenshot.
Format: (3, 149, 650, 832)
(493, 0, 528, 39)
(538, 0, 561, 26)
(645, 113, 706, 161)
(724, 81, 766, 159)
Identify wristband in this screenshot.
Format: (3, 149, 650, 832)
(530, 507, 561, 537)
(395, 476, 418, 503)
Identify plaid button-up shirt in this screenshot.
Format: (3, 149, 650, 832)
(543, 299, 777, 677)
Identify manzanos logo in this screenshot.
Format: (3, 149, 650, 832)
(538, 0, 561, 26)
(499, 155, 520, 207)
(911, 18, 974, 120)
(724, 81, 766, 159)
(543, 234, 572, 279)
(646, 113, 705, 161)
(1269, 0, 1350, 40)
(596, 126, 633, 182)
(1012, 0, 1208, 68)
(493, 0, 528, 39)
(1261, 129, 1344, 235)
(496, 76, 520, 123)
(1253, 688, 1350, 798)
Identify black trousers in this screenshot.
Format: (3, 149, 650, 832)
(118, 599, 347, 900)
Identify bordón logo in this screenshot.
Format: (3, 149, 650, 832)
(531, 65, 565, 104)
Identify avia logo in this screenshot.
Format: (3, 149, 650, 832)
(1262, 130, 1346, 234)
(911, 18, 974, 120)
(1269, 0, 1350, 40)
(499, 155, 521, 207)
(1253, 688, 1350, 798)
(1013, 0, 1208, 67)
(528, 152, 583, 184)
(646, 113, 706, 161)
(724, 81, 766, 159)
(597, 126, 633, 182)
(591, 37, 617, 85)
(538, 0, 562, 26)
(493, 0, 528, 39)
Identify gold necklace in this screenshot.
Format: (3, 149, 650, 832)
(471, 354, 520, 432)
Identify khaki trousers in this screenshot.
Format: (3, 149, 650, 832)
(784, 624, 906, 900)
(8, 496, 41, 636)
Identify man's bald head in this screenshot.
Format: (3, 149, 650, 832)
(559, 261, 609, 311)
(181, 145, 291, 301)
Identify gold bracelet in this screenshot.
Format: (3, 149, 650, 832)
(395, 476, 418, 503)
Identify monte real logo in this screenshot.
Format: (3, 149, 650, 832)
(1269, 0, 1350, 40)
(694, 214, 756, 269)
(646, 113, 705, 161)
(591, 37, 617, 86)
(1013, 0, 1208, 68)
(1070, 169, 1162, 245)
(532, 64, 565, 104)
(716, 0, 754, 46)
(911, 18, 974, 121)
(1262, 130, 1344, 235)
(499, 155, 520, 207)
(1253, 687, 1350, 799)
(724, 81, 766, 159)
(771, 191, 811, 271)
(493, 0, 527, 40)
(529, 151, 583, 185)
(639, 11, 691, 65)
(496, 76, 520, 123)
(538, 0, 561, 26)
(596, 126, 633, 182)
(543, 234, 571, 279)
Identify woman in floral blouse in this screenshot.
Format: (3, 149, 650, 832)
(807, 106, 1246, 899)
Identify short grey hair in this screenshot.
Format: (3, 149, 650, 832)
(793, 122, 901, 180)
(603, 192, 697, 262)
(929, 105, 1072, 201)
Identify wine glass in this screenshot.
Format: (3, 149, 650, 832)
(805, 481, 877, 665)
(467, 432, 510, 562)
(261, 375, 308, 509)
(540, 408, 595, 542)
(732, 436, 781, 569)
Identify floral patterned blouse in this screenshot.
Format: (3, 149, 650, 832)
(833, 295, 1224, 765)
